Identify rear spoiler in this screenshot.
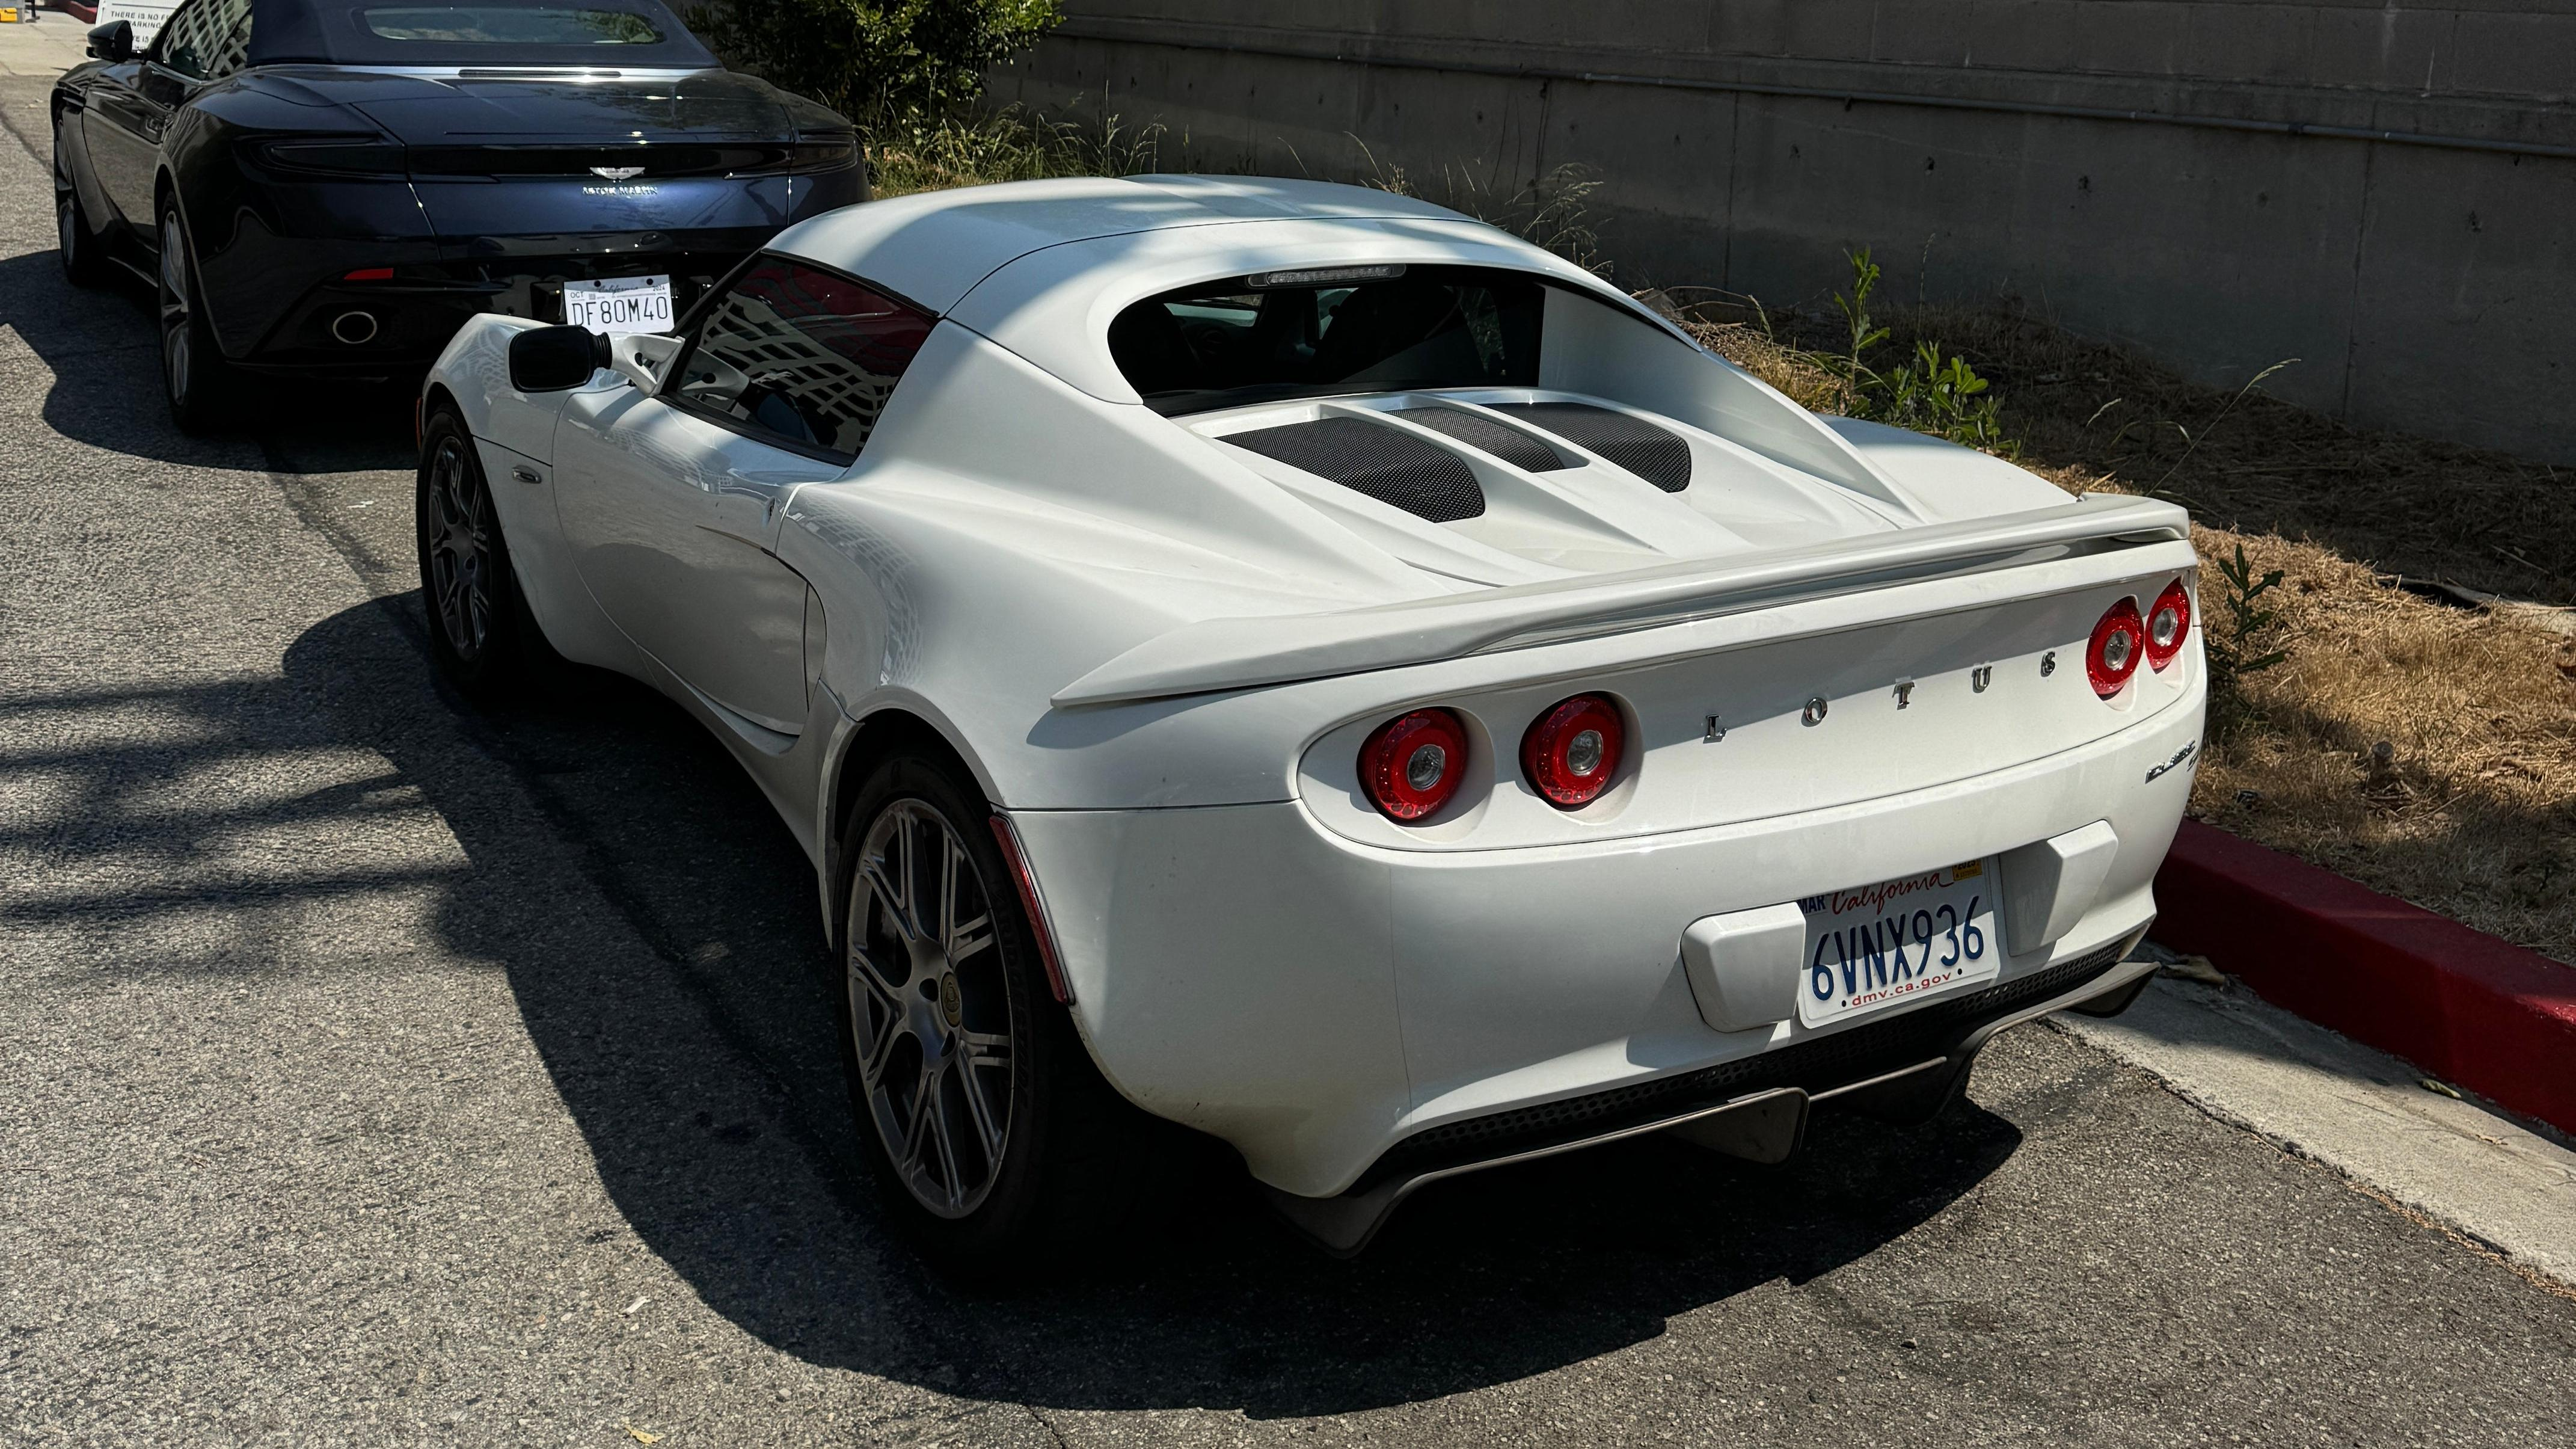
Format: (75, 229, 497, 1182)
(1052, 495, 2189, 707)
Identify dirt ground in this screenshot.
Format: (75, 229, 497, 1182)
(1681, 300, 2576, 965)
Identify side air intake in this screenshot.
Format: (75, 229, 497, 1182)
(1220, 417, 1486, 523)
(1494, 402, 1692, 492)
(1391, 406, 1569, 473)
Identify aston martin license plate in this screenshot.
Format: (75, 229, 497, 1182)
(562, 275, 673, 335)
(1796, 860, 2002, 1026)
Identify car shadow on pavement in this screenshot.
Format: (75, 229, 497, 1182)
(240, 595, 2032, 1419)
(0, 249, 416, 474)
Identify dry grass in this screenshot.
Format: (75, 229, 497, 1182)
(1687, 299, 2576, 605)
(2183, 528, 2576, 960)
(1689, 301, 2576, 964)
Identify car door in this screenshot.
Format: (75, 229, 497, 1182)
(82, 0, 247, 232)
(553, 257, 936, 735)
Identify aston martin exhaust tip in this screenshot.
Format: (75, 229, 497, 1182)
(331, 310, 379, 345)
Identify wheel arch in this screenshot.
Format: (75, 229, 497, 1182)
(420, 380, 465, 436)
(820, 704, 989, 950)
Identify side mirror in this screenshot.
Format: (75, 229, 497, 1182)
(87, 20, 133, 63)
(508, 324, 609, 392)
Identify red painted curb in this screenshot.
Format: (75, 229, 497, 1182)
(2153, 818, 2576, 1136)
(58, 2, 99, 20)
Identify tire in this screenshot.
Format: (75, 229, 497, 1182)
(54, 138, 109, 289)
(158, 202, 239, 434)
(416, 408, 541, 696)
(836, 751, 1153, 1273)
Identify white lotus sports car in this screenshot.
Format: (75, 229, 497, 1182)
(417, 176, 2203, 1260)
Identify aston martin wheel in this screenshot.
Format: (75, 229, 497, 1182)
(158, 205, 237, 434)
(54, 141, 108, 289)
(837, 752, 1150, 1269)
(416, 409, 538, 695)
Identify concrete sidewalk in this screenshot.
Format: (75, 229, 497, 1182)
(0, 9, 90, 81)
(2060, 965, 2576, 1290)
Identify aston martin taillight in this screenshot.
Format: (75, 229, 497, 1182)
(1358, 709, 1470, 822)
(2145, 579, 2192, 671)
(1521, 694, 1625, 808)
(2087, 598, 2147, 698)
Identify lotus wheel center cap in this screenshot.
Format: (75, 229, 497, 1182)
(937, 973, 962, 1029)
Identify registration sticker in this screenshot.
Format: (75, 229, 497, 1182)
(562, 275, 674, 336)
(1796, 860, 2003, 1026)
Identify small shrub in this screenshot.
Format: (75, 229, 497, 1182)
(1824, 247, 1891, 414)
(1882, 339, 2011, 452)
(688, 0, 1061, 120)
(1806, 247, 2016, 452)
(2206, 540, 2291, 722)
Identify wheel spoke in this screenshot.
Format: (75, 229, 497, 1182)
(437, 571, 470, 644)
(848, 960, 905, 1086)
(954, 1047, 1007, 1163)
(859, 858, 913, 943)
(925, 1059, 966, 1209)
(936, 835, 960, 942)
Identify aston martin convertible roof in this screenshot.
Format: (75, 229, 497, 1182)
(247, 0, 719, 69)
(767, 176, 1522, 319)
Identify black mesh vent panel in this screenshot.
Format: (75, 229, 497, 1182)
(1221, 417, 1486, 522)
(1494, 401, 1693, 492)
(1356, 940, 2131, 1189)
(1392, 407, 1569, 473)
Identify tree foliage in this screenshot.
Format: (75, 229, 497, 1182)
(688, 0, 1062, 121)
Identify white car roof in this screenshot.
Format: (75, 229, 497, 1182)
(767, 174, 1679, 404)
(767, 174, 1483, 315)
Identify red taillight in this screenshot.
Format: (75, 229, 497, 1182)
(1358, 709, 1470, 822)
(2087, 598, 2146, 698)
(343, 266, 395, 281)
(2145, 579, 2191, 670)
(1520, 694, 1625, 808)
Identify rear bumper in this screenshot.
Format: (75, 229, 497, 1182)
(1269, 943, 2154, 1253)
(1010, 667, 2201, 1202)
(235, 243, 758, 371)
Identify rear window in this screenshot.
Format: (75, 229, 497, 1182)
(360, 5, 663, 44)
(1109, 264, 1543, 416)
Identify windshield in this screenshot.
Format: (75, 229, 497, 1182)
(1109, 264, 1544, 416)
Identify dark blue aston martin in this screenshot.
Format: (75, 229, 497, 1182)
(50, 0, 866, 431)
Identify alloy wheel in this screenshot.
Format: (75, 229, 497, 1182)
(54, 167, 76, 262)
(423, 435, 494, 660)
(158, 213, 192, 406)
(847, 799, 1017, 1219)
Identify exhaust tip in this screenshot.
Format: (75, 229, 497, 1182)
(331, 310, 379, 345)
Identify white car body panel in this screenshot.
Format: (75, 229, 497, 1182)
(425, 174, 2205, 1207)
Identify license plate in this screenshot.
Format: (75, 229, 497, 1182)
(1796, 860, 2002, 1026)
(562, 275, 674, 336)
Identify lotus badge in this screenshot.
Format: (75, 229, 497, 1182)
(590, 165, 646, 182)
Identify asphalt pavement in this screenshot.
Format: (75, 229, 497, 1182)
(4, 62, 2574, 1448)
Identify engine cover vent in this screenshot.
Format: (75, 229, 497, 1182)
(1493, 402, 1692, 492)
(1391, 406, 1570, 473)
(1220, 417, 1486, 523)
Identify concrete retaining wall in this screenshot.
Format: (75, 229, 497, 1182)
(990, 1, 2576, 463)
